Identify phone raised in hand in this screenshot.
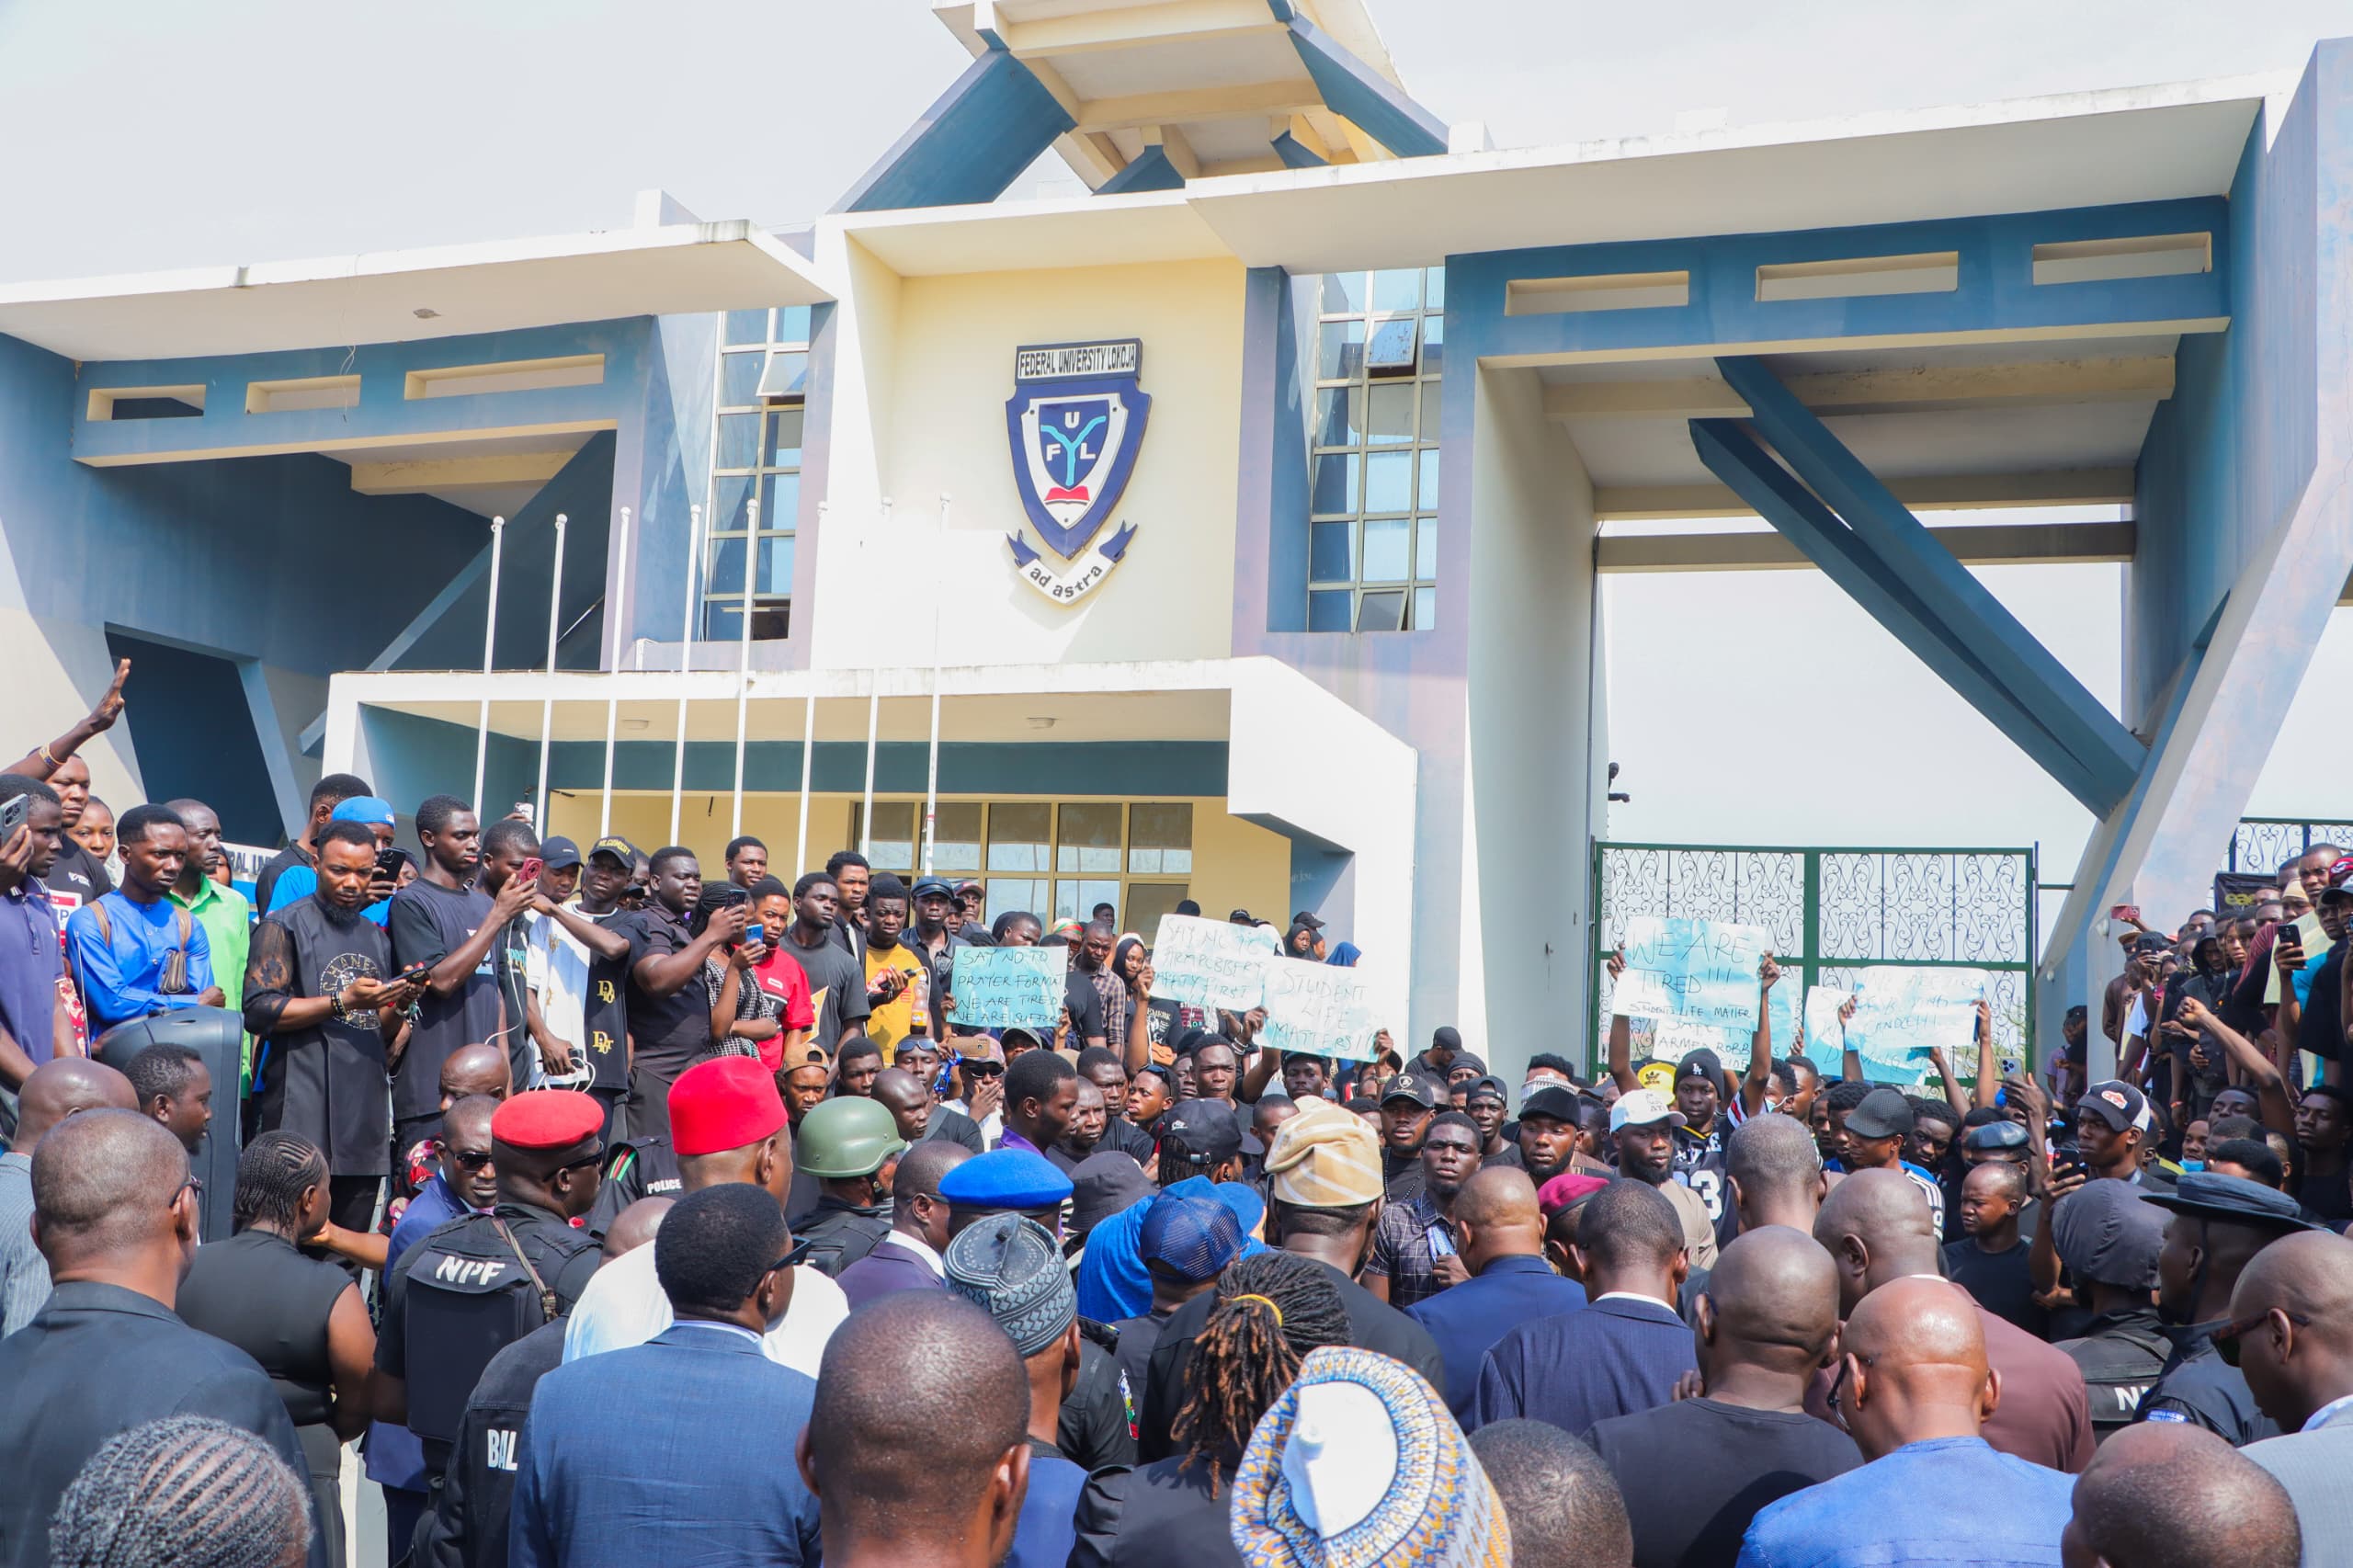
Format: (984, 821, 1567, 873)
(0, 794, 28, 843)
(517, 856, 544, 886)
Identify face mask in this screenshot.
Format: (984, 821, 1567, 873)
(2181, 1160, 2205, 1172)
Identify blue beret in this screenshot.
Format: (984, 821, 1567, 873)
(938, 1147, 1073, 1210)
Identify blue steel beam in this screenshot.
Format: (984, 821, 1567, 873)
(1097, 145, 1185, 195)
(1285, 14, 1447, 158)
(835, 50, 1074, 213)
(1270, 131, 1327, 169)
(1690, 418, 2117, 813)
(1716, 355, 2144, 808)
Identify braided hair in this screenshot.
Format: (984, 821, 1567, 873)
(49, 1415, 312, 1568)
(1170, 1249, 1348, 1487)
(231, 1132, 328, 1234)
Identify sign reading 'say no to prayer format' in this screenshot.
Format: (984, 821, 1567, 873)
(949, 947, 1064, 1031)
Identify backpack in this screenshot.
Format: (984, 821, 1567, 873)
(88, 896, 197, 993)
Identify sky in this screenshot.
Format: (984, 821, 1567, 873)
(2, 0, 2349, 891)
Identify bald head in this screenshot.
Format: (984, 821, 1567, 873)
(30, 1109, 192, 1273)
(1700, 1226, 1840, 1374)
(603, 1196, 674, 1260)
(11, 1058, 137, 1153)
(872, 1068, 927, 1119)
(1839, 1277, 1990, 1460)
(1814, 1166, 1940, 1314)
(439, 1043, 511, 1106)
(1726, 1112, 1824, 1230)
(2063, 1423, 2298, 1568)
(802, 1290, 1027, 1547)
(1454, 1166, 1547, 1271)
(442, 1094, 498, 1148)
(2227, 1230, 2353, 1430)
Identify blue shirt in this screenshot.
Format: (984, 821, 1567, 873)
(0, 882, 61, 1065)
(267, 866, 389, 926)
(1074, 1176, 1268, 1323)
(64, 891, 213, 1030)
(1735, 1436, 2073, 1568)
(1471, 1294, 1696, 1436)
(1405, 1255, 1587, 1419)
(1007, 1454, 1086, 1568)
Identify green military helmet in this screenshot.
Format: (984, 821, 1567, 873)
(794, 1095, 909, 1179)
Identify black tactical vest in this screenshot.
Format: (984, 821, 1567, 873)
(403, 1210, 597, 1447)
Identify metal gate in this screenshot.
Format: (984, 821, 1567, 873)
(1589, 842, 2040, 1074)
(2226, 819, 2353, 879)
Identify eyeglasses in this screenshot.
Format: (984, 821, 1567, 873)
(961, 1061, 1005, 1079)
(767, 1237, 815, 1275)
(556, 1146, 606, 1176)
(1826, 1350, 1877, 1417)
(2214, 1309, 2310, 1368)
(447, 1149, 494, 1173)
(171, 1176, 203, 1210)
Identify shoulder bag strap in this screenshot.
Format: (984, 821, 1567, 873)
(488, 1215, 561, 1323)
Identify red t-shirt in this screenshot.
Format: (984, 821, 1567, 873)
(750, 945, 817, 1072)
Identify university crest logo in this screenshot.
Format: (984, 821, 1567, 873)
(1003, 338, 1149, 605)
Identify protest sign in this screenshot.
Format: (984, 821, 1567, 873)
(1612, 916, 1770, 1031)
(1259, 956, 1383, 1062)
(1640, 1016, 1748, 1072)
(1803, 986, 1849, 1059)
(1149, 914, 1278, 1013)
(1844, 967, 1989, 1084)
(949, 947, 1063, 1031)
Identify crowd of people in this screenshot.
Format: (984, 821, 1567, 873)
(1, 666, 2351, 1567)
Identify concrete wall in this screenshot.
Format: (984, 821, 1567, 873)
(1462, 364, 1598, 1086)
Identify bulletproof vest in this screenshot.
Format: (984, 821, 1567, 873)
(799, 1204, 891, 1278)
(403, 1211, 597, 1448)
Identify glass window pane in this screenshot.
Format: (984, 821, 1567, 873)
(761, 472, 801, 530)
(769, 409, 804, 468)
(1420, 315, 1444, 375)
(709, 534, 750, 594)
(1129, 802, 1192, 875)
(757, 351, 809, 399)
(1310, 521, 1354, 584)
(1364, 450, 1413, 513)
(863, 802, 917, 872)
(1372, 268, 1422, 313)
(1308, 589, 1353, 631)
(1366, 318, 1417, 373)
(931, 802, 983, 875)
(1418, 448, 1442, 511)
(719, 351, 765, 406)
(987, 803, 1051, 874)
(1424, 267, 1446, 311)
(1362, 518, 1411, 582)
(1310, 453, 1358, 517)
(1414, 586, 1438, 631)
(1313, 386, 1360, 449)
(1318, 320, 1365, 381)
(1056, 803, 1122, 875)
(1420, 381, 1442, 443)
(985, 878, 1046, 922)
(1358, 589, 1407, 632)
(756, 534, 795, 596)
(1319, 272, 1363, 316)
(703, 600, 744, 641)
(1054, 880, 1121, 926)
(1126, 882, 1190, 940)
(724, 309, 769, 347)
(775, 305, 813, 344)
(749, 602, 790, 641)
(1416, 517, 1438, 580)
(1366, 383, 1416, 445)
(710, 473, 756, 533)
(716, 412, 762, 471)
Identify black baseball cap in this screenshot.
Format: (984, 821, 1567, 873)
(1228, 908, 1254, 923)
(1518, 1085, 1582, 1123)
(1380, 1071, 1440, 1109)
(590, 835, 639, 865)
(910, 876, 956, 902)
(539, 836, 583, 870)
(2077, 1081, 2152, 1133)
(1464, 1075, 1509, 1108)
(1162, 1101, 1245, 1164)
(1845, 1086, 1915, 1140)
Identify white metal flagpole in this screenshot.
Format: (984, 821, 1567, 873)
(472, 516, 507, 813)
(921, 494, 948, 876)
(731, 498, 759, 839)
(795, 501, 824, 879)
(599, 506, 631, 837)
(671, 504, 701, 845)
(535, 513, 567, 829)
(860, 499, 887, 857)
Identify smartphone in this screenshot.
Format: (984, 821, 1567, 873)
(2110, 903, 2143, 924)
(374, 847, 411, 882)
(396, 960, 433, 985)
(0, 794, 27, 842)
(517, 857, 544, 885)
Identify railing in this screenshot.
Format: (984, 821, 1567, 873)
(1589, 841, 2039, 1074)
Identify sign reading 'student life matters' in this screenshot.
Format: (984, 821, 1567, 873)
(1258, 956, 1383, 1062)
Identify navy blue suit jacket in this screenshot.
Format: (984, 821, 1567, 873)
(1470, 1293, 1697, 1437)
(1406, 1255, 1589, 1418)
(510, 1322, 821, 1567)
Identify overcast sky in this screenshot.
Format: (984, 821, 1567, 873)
(3, 0, 2347, 887)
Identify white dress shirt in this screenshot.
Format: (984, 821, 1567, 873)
(562, 1244, 847, 1378)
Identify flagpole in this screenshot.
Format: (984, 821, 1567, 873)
(598, 506, 631, 837)
(472, 516, 506, 813)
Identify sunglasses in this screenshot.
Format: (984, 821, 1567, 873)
(556, 1145, 607, 1176)
(1826, 1350, 1877, 1419)
(768, 1237, 815, 1275)
(2214, 1308, 2309, 1368)
(447, 1149, 494, 1173)
(961, 1061, 1006, 1078)
(172, 1176, 203, 1210)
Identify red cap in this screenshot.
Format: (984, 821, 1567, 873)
(1537, 1170, 1609, 1218)
(490, 1089, 606, 1152)
(669, 1056, 789, 1157)
(2329, 856, 2353, 891)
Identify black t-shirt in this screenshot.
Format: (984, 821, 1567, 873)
(2300, 938, 2346, 1062)
(41, 840, 109, 918)
(783, 926, 870, 1049)
(1942, 1236, 2046, 1336)
(576, 907, 632, 1095)
(1067, 968, 1109, 1042)
(1586, 1397, 1861, 1568)
(387, 879, 503, 1120)
(619, 906, 709, 1074)
(1674, 1123, 1733, 1247)
(1143, 997, 1181, 1055)
(252, 845, 312, 924)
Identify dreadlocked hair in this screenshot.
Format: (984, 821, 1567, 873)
(231, 1132, 328, 1234)
(1170, 1249, 1349, 1488)
(49, 1415, 313, 1568)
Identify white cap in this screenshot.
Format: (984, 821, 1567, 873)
(1278, 1381, 1398, 1538)
(1610, 1087, 1678, 1133)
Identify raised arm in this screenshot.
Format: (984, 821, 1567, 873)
(1604, 949, 1637, 1096)
(1739, 954, 1781, 1119)
(532, 897, 631, 963)
(2, 659, 129, 780)
(1972, 997, 2000, 1108)
(2176, 995, 2295, 1136)
(635, 904, 745, 999)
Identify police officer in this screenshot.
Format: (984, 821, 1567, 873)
(586, 1133, 680, 1237)
(2049, 1178, 2171, 1442)
(373, 1088, 606, 1483)
(793, 1096, 907, 1277)
(2135, 1170, 2317, 1443)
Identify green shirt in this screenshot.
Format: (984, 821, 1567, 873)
(172, 878, 252, 1090)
